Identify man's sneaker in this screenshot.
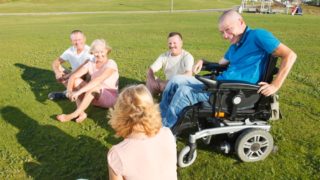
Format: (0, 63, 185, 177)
(48, 91, 67, 100)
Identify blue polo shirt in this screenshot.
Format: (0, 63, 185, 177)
(217, 26, 280, 84)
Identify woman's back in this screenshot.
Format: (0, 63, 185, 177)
(108, 127, 177, 180)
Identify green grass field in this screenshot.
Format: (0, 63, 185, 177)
(0, 0, 320, 179)
(0, 0, 240, 13)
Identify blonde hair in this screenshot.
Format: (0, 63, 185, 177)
(90, 39, 112, 55)
(108, 84, 162, 138)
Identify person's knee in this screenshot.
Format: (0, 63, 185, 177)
(170, 75, 187, 85)
(74, 78, 84, 88)
(88, 88, 101, 98)
(146, 78, 161, 95)
(176, 86, 193, 96)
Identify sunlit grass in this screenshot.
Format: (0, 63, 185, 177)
(0, 0, 240, 13)
(0, 4, 319, 180)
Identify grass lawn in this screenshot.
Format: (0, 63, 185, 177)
(0, 1, 320, 179)
(0, 0, 240, 13)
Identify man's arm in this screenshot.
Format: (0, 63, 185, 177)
(193, 58, 229, 74)
(181, 53, 194, 76)
(63, 59, 90, 80)
(149, 54, 164, 75)
(218, 58, 230, 66)
(52, 57, 66, 81)
(258, 43, 297, 96)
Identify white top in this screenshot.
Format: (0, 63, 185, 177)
(150, 49, 194, 80)
(108, 127, 177, 180)
(60, 45, 93, 71)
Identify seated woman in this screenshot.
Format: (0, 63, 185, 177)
(57, 39, 119, 123)
(107, 84, 177, 180)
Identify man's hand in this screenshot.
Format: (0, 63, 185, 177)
(193, 59, 203, 74)
(55, 71, 66, 82)
(61, 73, 71, 81)
(258, 82, 279, 96)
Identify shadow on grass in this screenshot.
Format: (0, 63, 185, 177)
(14, 63, 144, 104)
(118, 76, 144, 89)
(54, 75, 144, 130)
(14, 62, 144, 127)
(14, 63, 61, 104)
(1, 106, 108, 179)
(177, 129, 240, 162)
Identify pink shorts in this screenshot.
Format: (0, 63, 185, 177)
(92, 89, 118, 108)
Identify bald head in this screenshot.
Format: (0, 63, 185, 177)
(218, 10, 247, 44)
(219, 10, 244, 25)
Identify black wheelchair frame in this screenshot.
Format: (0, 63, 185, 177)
(175, 55, 281, 167)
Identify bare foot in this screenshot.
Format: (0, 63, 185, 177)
(75, 112, 87, 123)
(56, 114, 75, 122)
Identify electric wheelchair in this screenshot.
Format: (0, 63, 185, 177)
(174, 55, 281, 167)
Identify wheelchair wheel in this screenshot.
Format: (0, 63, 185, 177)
(178, 146, 197, 168)
(235, 129, 273, 162)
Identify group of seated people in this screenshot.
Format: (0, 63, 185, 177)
(49, 10, 296, 180)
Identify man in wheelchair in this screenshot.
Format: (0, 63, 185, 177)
(160, 9, 296, 129)
(160, 10, 297, 166)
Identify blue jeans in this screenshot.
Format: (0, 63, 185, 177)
(160, 75, 211, 128)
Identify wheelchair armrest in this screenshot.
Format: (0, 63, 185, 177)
(201, 60, 228, 75)
(218, 80, 260, 90)
(195, 75, 217, 88)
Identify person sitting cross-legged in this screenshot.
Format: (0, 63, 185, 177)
(49, 30, 93, 100)
(160, 10, 297, 128)
(56, 39, 119, 123)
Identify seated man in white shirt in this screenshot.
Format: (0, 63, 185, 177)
(49, 30, 93, 100)
(146, 32, 194, 95)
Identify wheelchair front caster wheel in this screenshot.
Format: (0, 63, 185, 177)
(178, 146, 197, 168)
(235, 129, 274, 162)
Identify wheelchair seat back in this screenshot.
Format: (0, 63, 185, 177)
(211, 55, 279, 120)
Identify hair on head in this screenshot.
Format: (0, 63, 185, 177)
(168, 32, 183, 40)
(108, 84, 162, 138)
(90, 39, 112, 54)
(70, 30, 85, 39)
(219, 9, 243, 24)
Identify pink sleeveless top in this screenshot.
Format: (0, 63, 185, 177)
(108, 127, 177, 180)
(85, 59, 119, 91)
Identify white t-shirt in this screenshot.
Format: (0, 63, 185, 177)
(150, 49, 194, 80)
(60, 45, 93, 71)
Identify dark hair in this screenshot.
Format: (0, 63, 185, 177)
(168, 32, 183, 40)
(70, 30, 85, 39)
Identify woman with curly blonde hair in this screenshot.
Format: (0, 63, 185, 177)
(107, 84, 177, 180)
